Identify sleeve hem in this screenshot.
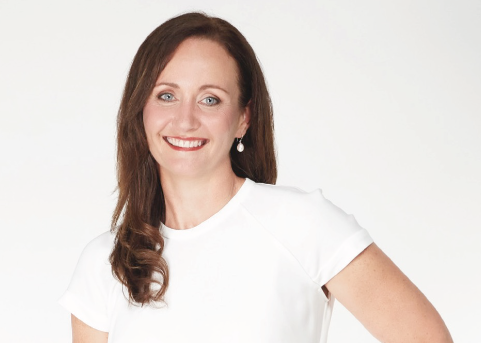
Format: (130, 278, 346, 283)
(58, 290, 109, 333)
(317, 229, 374, 287)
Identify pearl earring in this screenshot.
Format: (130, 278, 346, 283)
(237, 136, 244, 152)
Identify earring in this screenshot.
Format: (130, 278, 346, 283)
(237, 136, 244, 152)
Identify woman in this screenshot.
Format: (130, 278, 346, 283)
(60, 12, 452, 343)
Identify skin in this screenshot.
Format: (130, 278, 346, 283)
(325, 244, 453, 342)
(143, 38, 250, 230)
(71, 38, 453, 342)
(71, 315, 107, 343)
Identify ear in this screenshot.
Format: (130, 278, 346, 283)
(237, 101, 251, 137)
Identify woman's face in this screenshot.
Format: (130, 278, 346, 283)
(143, 38, 249, 180)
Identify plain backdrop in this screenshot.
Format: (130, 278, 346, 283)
(1, 0, 480, 342)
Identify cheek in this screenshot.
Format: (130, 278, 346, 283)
(225, 110, 244, 135)
(142, 104, 155, 132)
(206, 115, 238, 140)
(218, 108, 243, 128)
(143, 104, 168, 134)
(142, 113, 155, 135)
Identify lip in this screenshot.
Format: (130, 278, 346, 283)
(163, 136, 208, 151)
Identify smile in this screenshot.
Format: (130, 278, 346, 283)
(164, 137, 208, 150)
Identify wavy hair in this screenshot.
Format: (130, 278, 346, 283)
(110, 12, 277, 305)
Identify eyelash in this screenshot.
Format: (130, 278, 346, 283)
(201, 96, 220, 106)
(158, 93, 175, 102)
(157, 93, 220, 106)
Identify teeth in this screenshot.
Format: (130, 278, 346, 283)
(166, 137, 204, 148)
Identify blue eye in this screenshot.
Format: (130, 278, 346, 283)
(159, 93, 174, 101)
(202, 96, 219, 106)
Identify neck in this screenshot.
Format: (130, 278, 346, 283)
(160, 172, 244, 230)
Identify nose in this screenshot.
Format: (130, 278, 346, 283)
(171, 99, 200, 132)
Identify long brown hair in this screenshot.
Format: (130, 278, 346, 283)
(110, 12, 277, 305)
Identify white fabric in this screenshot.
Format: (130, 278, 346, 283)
(59, 179, 373, 343)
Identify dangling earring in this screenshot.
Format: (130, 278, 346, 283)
(237, 136, 244, 152)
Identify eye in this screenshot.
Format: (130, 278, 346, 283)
(158, 93, 175, 102)
(201, 96, 219, 106)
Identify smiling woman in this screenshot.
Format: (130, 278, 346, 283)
(143, 38, 249, 180)
(59, 12, 452, 343)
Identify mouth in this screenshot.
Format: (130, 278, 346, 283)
(163, 136, 208, 151)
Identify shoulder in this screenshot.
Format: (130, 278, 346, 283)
(66, 230, 117, 297)
(245, 181, 315, 208)
(82, 230, 115, 257)
(75, 231, 116, 275)
(241, 181, 373, 286)
(243, 181, 351, 226)
(60, 231, 117, 332)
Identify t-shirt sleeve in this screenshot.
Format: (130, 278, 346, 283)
(58, 231, 115, 332)
(297, 189, 374, 287)
(313, 195, 373, 286)
(245, 185, 373, 288)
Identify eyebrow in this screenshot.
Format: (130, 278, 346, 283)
(199, 84, 230, 94)
(155, 82, 179, 88)
(154, 82, 229, 94)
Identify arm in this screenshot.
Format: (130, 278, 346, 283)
(325, 243, 453, 343)
(72, 315, 108, 343)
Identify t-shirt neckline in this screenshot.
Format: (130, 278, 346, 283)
(161, 178, 253, 239)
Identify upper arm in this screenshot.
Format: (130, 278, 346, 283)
(325, 243, 453, 343)
(71, 315, 108, 343)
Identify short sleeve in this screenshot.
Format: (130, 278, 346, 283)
(243, 184, 374, 288)
(308, 190, 373, 286)
(58, 231, 115, 332)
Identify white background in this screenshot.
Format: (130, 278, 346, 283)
(1, 0, 480, 342)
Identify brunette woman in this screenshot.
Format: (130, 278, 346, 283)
(60, 12, 452, 343)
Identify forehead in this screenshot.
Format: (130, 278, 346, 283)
(157, 38, 239, 89)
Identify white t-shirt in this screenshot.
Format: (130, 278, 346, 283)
(59, 179, 373, 343)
